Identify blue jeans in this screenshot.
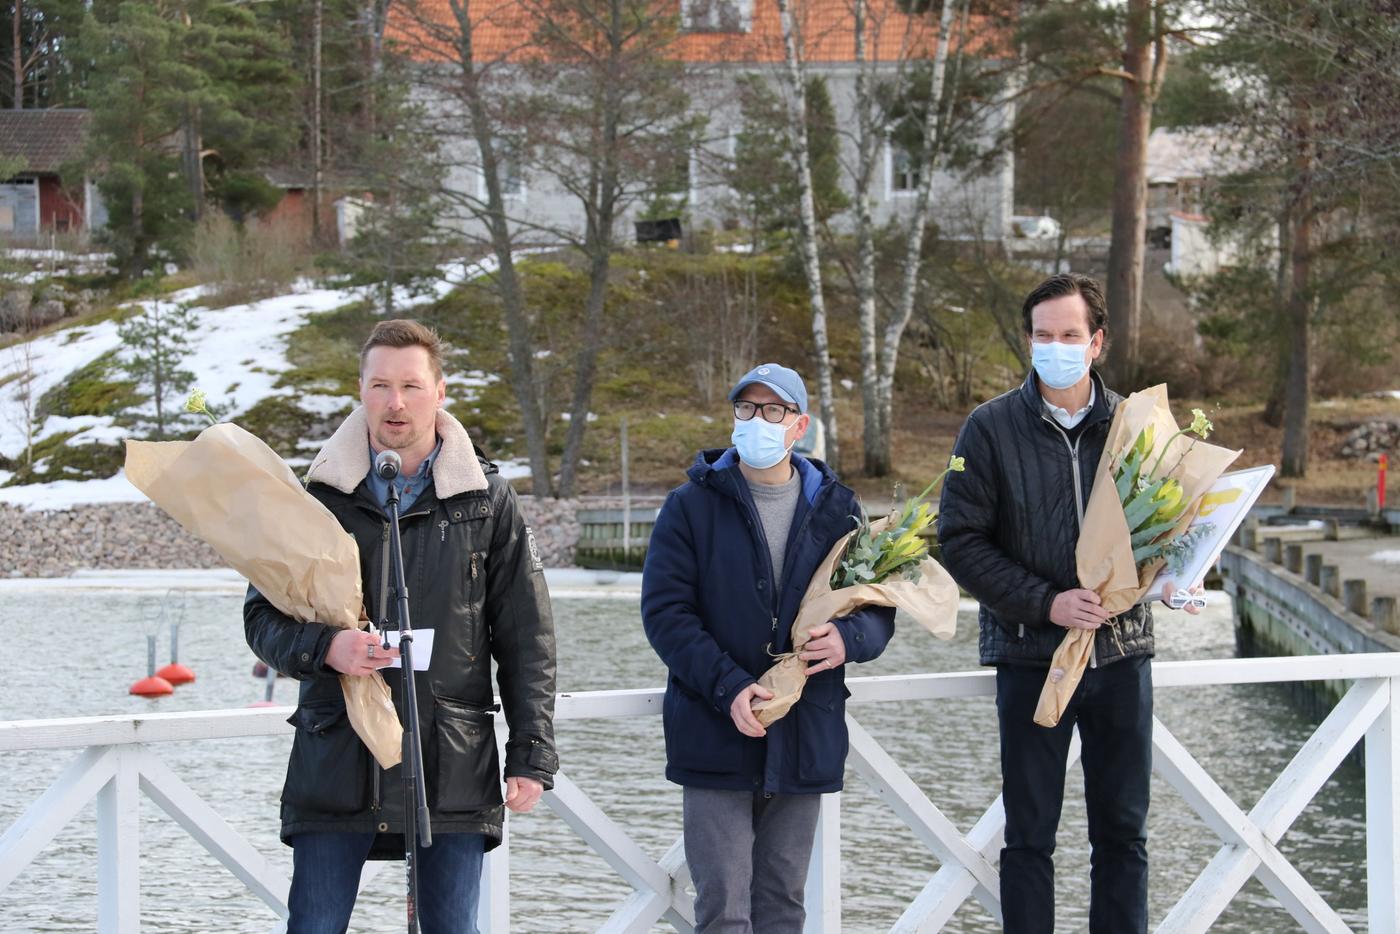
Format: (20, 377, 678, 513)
(996, 655, 1153, 934)
(287, 831, 486, 934)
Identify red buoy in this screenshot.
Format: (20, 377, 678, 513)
(160, 615, 195, 686)
(130, 675, 175, 697)
(157, 663, 196, 685)
(132, 632, 174, 697)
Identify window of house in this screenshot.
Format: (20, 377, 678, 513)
(477, 146, 525, 201)
(681, 0, 753, 33)
(889, 144, 921, 195)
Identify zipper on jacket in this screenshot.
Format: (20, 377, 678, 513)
(373, 521, 390, 813)
(1042, 415, 1097, 667)
(355, 500, 437, 816)
(734, 492, 784, 654)
(746, 496, 820, 656)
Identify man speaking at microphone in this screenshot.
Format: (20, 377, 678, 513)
(245, 319, 558, 933)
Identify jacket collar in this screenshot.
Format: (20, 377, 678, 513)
(306, 405, 489, 499)
(688, 447, 828, 505)
(1018, 368, 1114, 429)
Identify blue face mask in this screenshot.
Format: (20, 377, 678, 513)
(732, 417, 795, 470)
(1031, 341, 1092, 390)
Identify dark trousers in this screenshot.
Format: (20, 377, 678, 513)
(996, 655, 1153, 934)
(286, 831, 486, 934)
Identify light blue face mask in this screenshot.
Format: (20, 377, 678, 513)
(1031, 341, 1092, 390)
(732, 417, 795, 470)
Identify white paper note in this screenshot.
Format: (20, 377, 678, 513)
(381, 628, 435, 671)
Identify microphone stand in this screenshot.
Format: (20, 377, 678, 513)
(382, 478, 432, 934)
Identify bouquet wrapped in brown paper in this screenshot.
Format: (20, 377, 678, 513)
(1032, 385, 1240, 728)
(750, 464, 963, 728)
(124, 405, 403, 768)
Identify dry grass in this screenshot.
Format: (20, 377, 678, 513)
(188, 213, 315, 306)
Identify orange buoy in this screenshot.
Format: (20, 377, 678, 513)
(131, 675, 175, 696)
(157, 663, 196, 685)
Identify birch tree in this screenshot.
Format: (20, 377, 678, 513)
(842, 0, 986, 476)
(776, 0, 841, 471)
(872, 0, 962, 476)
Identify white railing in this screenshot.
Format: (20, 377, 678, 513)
(2, 654, 1398, 933)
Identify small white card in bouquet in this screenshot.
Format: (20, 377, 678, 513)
(1140, 464, 1276, 605)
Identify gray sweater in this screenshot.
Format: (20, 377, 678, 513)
(747, 468, 801, 587)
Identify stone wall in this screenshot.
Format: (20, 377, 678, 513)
(1, 495, 666, 578)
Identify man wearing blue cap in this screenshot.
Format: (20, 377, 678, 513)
(641, 363, 896, 933)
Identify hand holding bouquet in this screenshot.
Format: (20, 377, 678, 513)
(125, 389, 404, 767)
(1033, 386, 1240, 727)
(750, 459, 965, 727)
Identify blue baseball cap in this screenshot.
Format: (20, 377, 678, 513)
(727, 363, 808, 414)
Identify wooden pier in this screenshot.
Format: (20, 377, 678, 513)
(1220, 514, 1400, 716)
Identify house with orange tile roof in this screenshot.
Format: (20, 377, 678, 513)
(390, 0, 1015, 244)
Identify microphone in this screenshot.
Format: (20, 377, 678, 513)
(374, 449, 402, 480)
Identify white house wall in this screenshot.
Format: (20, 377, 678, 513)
(417, 60, 1014, 247)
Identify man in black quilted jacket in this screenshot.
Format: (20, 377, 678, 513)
(937, 274, 1152, 933)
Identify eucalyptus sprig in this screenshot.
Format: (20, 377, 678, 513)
(1112, 408, 1217, 569)
(830, 455, 966, 590)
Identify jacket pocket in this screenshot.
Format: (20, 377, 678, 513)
(432, 697, 503, 812)
(281, 701, 368, 814)
(795, 677, 848, 785)
(663, 678, 743, 774)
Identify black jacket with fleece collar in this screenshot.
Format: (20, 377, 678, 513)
(244, 406, 557, 854)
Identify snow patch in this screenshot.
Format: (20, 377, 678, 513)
(493, 459, 532, 480)
(0, 471, 149, 511)
(1370, 550, 1400, 566)
(0, 257, 508, 509)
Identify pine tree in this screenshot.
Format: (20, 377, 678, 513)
(729, 74, 848, 245)
(79, 0, 297, 276)
(117, 299, 198, 440)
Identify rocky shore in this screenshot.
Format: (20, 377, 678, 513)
(1, 495, 664, 579)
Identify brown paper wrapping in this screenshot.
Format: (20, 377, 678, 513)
(751, 515, 960, 727)
(1032, 385, 1240, 727)
(124, 422, 403, 767)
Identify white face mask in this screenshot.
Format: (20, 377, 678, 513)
(1031, 340, 1092, 390)
(731, 417, 794, 469)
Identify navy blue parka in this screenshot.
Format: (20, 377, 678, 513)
(641, 448, 896, 794)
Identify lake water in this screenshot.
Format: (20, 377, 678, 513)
(0, 585, 1367, 932)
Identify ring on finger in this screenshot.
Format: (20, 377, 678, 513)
(367, 644, 376, 658)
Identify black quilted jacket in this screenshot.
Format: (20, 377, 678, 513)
(937, 370, 1153, 668)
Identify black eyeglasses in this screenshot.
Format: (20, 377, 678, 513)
(733, 400, 798, 424)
